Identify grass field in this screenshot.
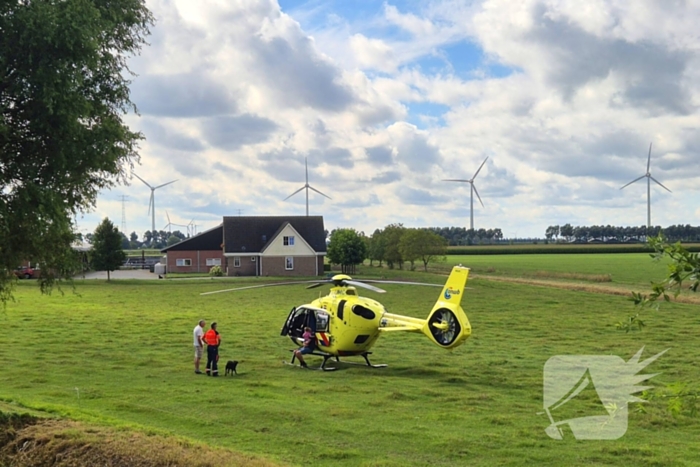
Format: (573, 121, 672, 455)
(441, 253, 672, 286)
(1, 259, 699, 466)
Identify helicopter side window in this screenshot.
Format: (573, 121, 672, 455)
(337, 300, 346, 320)
(315, 311, 330, 333)
(352, 305, 376, 320)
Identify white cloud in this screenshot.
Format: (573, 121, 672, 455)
(350, 34, 398, 72)
(82, 0, 700, 240)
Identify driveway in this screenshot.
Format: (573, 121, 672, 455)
(75, 269, 160, 280)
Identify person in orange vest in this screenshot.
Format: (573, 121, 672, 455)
(203, 322, 221, 376)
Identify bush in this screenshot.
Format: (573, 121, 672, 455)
(209, 265, 223, 277)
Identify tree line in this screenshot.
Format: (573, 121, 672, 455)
(545, 224, 700, 243)
(327, 224, 448, 273)
(424, 227, 504, 245)
(80, 229, 189, 250)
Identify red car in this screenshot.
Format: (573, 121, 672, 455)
(14, 266, 36, 279)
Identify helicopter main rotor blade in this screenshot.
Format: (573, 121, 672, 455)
(200, 280, 322, 296)
(345, 280, 386, 293)
(442, 179, 470, 182)
(359, 280, 443, 287)
(306, 281, 331, 289)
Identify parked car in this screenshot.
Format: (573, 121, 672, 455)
(14, 266, 37, 279)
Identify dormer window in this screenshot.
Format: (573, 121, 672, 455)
(283, 236, 295, 246)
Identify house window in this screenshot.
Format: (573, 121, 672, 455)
(234, 257, 241, 267)
(176, 258, 191, 267)
(285, 256, 294, 270)
(283, 236, 295, 246)
(206, 258, 221, 266)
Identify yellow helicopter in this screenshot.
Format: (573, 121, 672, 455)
(201, 265, 472, 371)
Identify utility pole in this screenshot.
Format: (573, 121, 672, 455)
(119, 195, 129, 234)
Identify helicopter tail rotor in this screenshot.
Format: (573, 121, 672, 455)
(421, 266, 471, 349)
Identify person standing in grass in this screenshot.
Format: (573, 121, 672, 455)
(193, 320, 206, 374)
(203, 322, 221, 376)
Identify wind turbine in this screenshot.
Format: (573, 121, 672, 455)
(442, 156, 488, 230)
(163, 211, 173, 232)
(133, 173, 177, 236)
(187, 219, 198, 237)
(283, 157, 331, 216)
(163, 211, 177, 233)
(620, 142, 671, 229)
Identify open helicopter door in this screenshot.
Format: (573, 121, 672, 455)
(280, 306, 331, 347)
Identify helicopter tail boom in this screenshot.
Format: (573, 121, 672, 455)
(379, 266, 472, 349)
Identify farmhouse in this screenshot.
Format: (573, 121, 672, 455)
(160, 224, 225, 274)
(161, 216, 326, 276)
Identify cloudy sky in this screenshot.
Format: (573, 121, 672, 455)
(82, 0, 700, 240)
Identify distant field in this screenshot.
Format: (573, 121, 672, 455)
(2, 261, 699, 466)
(446, 243, 700, 255)
(441, 253, 672, 288)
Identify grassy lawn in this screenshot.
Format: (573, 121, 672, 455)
(1, 266, 699, 466)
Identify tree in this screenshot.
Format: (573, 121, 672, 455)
(91, 218, 126, 281)
(120, 232, 130, 250)
(143, 230, 153, 246)
(0, 0, 153, 301)
(368, 228, 387, 267)
(618, 234, 699, 332)
(560, 224, 574, 242)
(383, 224, 405, 269)
(399, 229, 448, 271)
(326, 229, 367, 274)
(167, 235, 181, 246)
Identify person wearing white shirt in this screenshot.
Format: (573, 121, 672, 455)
(193, 320, 205, 374)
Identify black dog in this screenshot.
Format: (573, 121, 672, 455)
(225, 360, 238, 376)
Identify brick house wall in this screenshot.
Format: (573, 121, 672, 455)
(225, 255, 258, 276)
(166, 250, 226, 274)
(260, 256, 320, 276)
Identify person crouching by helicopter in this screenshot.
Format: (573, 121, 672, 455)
(203, 322, 221, 376)
(293, 326, 315, 368)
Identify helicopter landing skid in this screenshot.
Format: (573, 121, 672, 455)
(283, 360, 337, 371)
(287, 350, 338, 371)
(341, 352, 387, 369)
(287, 350, 386, 370)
